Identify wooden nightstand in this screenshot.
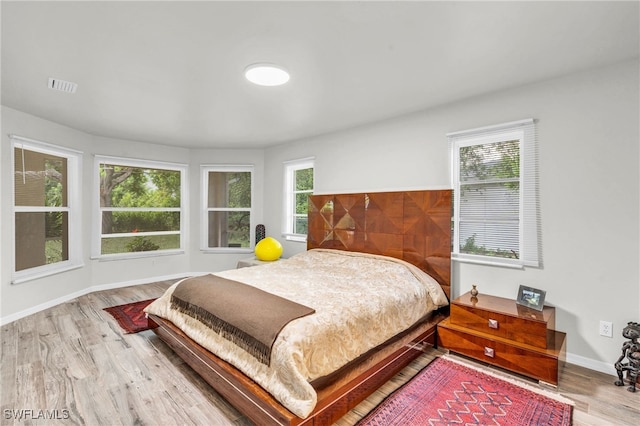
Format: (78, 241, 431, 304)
(437, 291, 566, 386)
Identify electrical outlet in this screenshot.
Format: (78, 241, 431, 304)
(599, 320, 613, 338)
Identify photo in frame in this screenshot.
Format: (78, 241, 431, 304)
(516, 285, 546, 311)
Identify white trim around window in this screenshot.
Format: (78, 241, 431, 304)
(448, 119, 540, 268)
(11, 135, 84, 284)
(92, 155, 188, 260)
(282, 157, 314, 242)
(200, 164, 254, 253)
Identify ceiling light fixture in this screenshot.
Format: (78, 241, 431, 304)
(244, 64, 290, 86)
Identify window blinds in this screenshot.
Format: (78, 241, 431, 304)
(448, 119, 540, 268)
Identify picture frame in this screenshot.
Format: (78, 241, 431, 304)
(516, 285, 546, 311)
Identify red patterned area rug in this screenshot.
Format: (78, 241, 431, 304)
(103, 299, 157, 334)
(358, 356, 573, 426)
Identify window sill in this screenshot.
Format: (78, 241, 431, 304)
(92, 249, 185, 262)
(200, 248, 254, 254)
(452, 254, 524, 269)
(282, 233, 307, 243)
(12, 262, 85, 285)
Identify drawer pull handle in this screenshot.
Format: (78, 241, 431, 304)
(484, 347, 495, 358)
(488, 319, 499, 329)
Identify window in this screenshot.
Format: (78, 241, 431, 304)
(12, 135, 82, 283)
(201, 165, 253, 251)
(95, 156, 187, 258)
(283, 158, 314, 242)
(448, 119, 539, 268)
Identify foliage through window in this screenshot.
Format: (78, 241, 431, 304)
(283, 158, 314, 241)
(202, 166, 253, 250)
(12, 136, 82, 282)
(449, 119, 539, 268)
(97, 157, 185, 257)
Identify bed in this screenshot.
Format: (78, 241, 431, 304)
(146, 189, 451, 425)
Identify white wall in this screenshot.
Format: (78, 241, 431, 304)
(264, 59, 640, 374)
(2, 59, 638, 375)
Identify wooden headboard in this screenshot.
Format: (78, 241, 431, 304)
(307, 189, 451, 299)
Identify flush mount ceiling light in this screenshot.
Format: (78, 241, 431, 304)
(244, 64, 290, 86)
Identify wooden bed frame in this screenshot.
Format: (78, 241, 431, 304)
(148, 189, 451, 425)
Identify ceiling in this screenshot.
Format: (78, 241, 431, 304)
(2, 1, 638, 149)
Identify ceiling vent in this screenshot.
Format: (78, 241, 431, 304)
(48, 77, 78, 94)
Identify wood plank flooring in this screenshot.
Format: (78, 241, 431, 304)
(1, 280, 638, 425)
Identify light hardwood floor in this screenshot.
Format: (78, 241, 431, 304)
(2, 281, 638, 425)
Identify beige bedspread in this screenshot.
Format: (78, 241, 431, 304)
(145, 249, 448, 418)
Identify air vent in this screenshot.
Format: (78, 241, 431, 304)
(48, 77, 78, 94)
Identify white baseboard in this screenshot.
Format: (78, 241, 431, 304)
(0, 273, 189, 326)
(566, 352, 617, 377)
(1, 287, 89, 326)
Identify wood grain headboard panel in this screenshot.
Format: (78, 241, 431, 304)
(307, 190, 451, 299)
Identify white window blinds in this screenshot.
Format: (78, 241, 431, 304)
(449, 119, 540, 268)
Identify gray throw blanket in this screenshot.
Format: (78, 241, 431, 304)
(171, 274, 315, 365)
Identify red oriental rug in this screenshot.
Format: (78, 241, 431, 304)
(358, 356, 573, 426)
(103, 298, 157, 334)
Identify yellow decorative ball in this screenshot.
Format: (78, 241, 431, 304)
(254, 237, 283, 261)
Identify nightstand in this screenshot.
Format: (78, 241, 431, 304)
(437, 291, 566, 386)
(236, 257, 278, 268)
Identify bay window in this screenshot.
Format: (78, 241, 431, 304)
(12, 135, 82, 282)
(201, 165, 254, 251)
(95, 156, 186, 258)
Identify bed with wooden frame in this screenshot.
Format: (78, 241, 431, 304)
(146, 189, 451, 425)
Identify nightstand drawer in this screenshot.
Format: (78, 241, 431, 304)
(438, 318, 566, 385)
(450, 304, 549, 349)
(450, 293, 555, 349)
